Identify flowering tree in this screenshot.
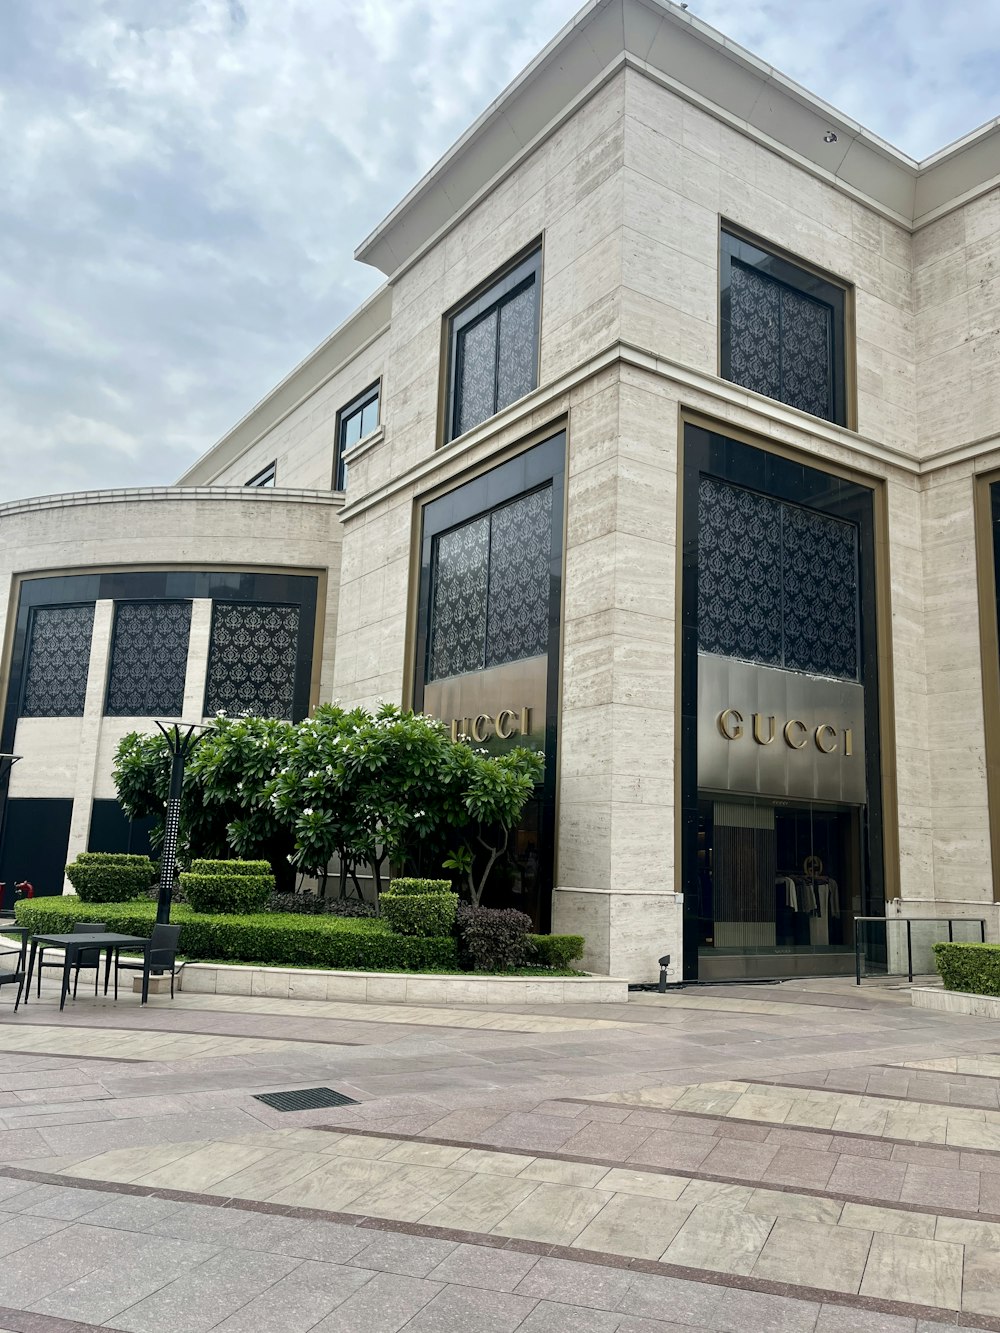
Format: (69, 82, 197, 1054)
(113, 715, 297, 889)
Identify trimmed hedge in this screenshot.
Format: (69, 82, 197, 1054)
(267, 893, 377, 918)
(527, 934, 585, 969)
(65, 853, 155, 904)
(179, 872, 273, 915)
(189, 859, 272, 877)
(14, 897, 458, 971)
(387, 878, 452, 897)
(933, 941, 1000, 996)
(382, 890, 458, 938)
(455, 903, 532, 973)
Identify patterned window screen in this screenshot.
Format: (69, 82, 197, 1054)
(428, 487, 552, 681)
(204, 602, 301, 719)
(21, 605, 95, 717)
(449, 250, 540, 441)
(697, 478, 858, 680)
(729, 262, 834, 420)
(105, 601, 192, 717)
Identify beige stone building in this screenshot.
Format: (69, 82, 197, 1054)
(3, 0, 1000, 982)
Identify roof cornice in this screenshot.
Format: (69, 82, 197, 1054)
(355, 0, 1000, 278)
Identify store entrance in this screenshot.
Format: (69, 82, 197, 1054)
(692, 795, 861, 981)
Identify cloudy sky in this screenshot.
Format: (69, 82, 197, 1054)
(2, 0, 999, 503)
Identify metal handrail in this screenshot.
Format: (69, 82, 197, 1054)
(853, 915, 987, 985)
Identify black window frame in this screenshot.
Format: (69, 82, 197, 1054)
(720, 226, 850, 427)
(245, 461, 276, 488)
(444, 245, 542, 445)
(334, 381, 381, 491)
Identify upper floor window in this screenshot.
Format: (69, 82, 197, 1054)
(445, 246, 541, 444)
(245, 461, 276, 488)
(334, 381, 380, 490)
(720, 227, 849, 427)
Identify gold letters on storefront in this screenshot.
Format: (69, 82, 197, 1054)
(717, 708, 854, 757)
(450, 707, 531, 744)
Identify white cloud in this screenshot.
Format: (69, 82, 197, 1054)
(0, 0, 998, 502)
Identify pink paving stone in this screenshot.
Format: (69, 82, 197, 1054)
(697, 1138, 780, 1180)
(826, 1156, 906, 1200)
(760, 1145, 837, 1189)
(627, 1131, 717, 1171)
(559, 1122, 654, 1161)
(899, 1163, 981, 1211)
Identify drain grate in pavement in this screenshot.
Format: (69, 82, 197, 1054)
(253, 1087, 359, 1112)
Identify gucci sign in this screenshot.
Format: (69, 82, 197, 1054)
(716, 709, 854, 756)
(450, 708, 531, 743)
(698, 653, 866, 805)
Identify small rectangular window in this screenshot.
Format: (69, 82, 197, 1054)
(245, 461, 276, 488)
(334, 381, 380, 490)
(445, 246, 541, 444)
(720, 227, 849, 426)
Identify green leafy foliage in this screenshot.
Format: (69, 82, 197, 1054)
(381, 890, 458, 937)
(189, 859, 272, 877)
(267, 894, 377, 918)
(179, 872, 274, 915)
(64, 854, 156, 903)
(387, 878, 453, 897)
(14, 897, 459, 971)
(526, 934, 585, 969)
(933, 941, 1000, 995)
(112, 716, 297, 889)
(454, 902, 532, 972)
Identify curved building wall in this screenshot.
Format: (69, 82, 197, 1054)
(0, 487, 342, 904)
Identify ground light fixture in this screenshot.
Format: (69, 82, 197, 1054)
(153, 722, 214, 924)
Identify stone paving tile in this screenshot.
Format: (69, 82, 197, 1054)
(346, 1230, 457, 1276)
(899, 1163, 981, 1210)
(814, 1306, 917, 1332)
(426, 1242, 539, 1291)
(309, 1271, 443, 1333)
(617, 1271, 725, 1325)
(518, 1299, 622, 1332)
(112, 1248, 301, 1333)
(402, 1283, 538, 1332)
(827, 1156, 907, 1200)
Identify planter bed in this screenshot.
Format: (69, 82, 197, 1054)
(178, 961, 628, 1004)
(910, 986, 1000, 1018)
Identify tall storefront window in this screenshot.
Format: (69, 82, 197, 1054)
(682, 425, 885, 980)
(414, 433, 564, 929)
(720, 228, 849, 426)
(444, 247, 541, 443)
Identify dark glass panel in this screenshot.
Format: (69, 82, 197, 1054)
(105, 601, 192, 717)
(496, 285, 536, 412)
(781, 285, 833, 419)
(456, 313, 498, 437)
(782, 504, 858, 678)
(427, 516, 489, 680)
(697, 479, 783, 666)
(360, 397, 379, 437)
(343, 410, 363, 449)
(204, 602, 301, 719)
(729, 263, 781, 402)
(485, 488, 552, 668)
(21, 605, 94, 717)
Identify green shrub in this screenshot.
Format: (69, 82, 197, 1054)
(387, 878, 452, 897)
(14, 897, 459, 971)
(455, 902, 532, 972)
(933, 941, 1000, 995)
(267, 893, 376, 918)
(382, 890, 458, 937)
(65, 853, 155, 903)
(527, 934, 585, 969)
(189, 859, 272, 877)
(179, 872, 273, 915)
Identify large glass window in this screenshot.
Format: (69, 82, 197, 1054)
(105, 601, 192, 717)
(427, 487, 552, 682)
(21, 605, 95, 717)
(334, 382, 380, 490)
(204, 602, 302, 720)
(445, 247, 541, 443)
(721, 228, 849, 426)
(697, 478, 859, 680)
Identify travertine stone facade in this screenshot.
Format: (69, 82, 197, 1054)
(5, 0, 1000, 977)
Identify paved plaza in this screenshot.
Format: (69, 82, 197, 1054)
(2, 973, 1000, 1330)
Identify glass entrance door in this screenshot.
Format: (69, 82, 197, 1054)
(693, 795, 860, 980)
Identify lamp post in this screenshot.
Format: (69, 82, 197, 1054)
(154, 723, 212, 925)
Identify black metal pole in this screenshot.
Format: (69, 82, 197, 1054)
(153, 724, 211, 926)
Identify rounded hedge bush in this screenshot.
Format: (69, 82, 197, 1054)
(180, 858, 275, 914)
(381, 890, 458, 937)
(386, 877, 453, 897)
(65, 853, 156, 904)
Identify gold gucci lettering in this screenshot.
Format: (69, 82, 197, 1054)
(716, 711, 855, 756)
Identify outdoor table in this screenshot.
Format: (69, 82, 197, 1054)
(21, 932, 151, 1012)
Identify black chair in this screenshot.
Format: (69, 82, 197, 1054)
(1, 945, 26, 1012)
(114, 924, 181, 1001)
(36, 921, 106, 999)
